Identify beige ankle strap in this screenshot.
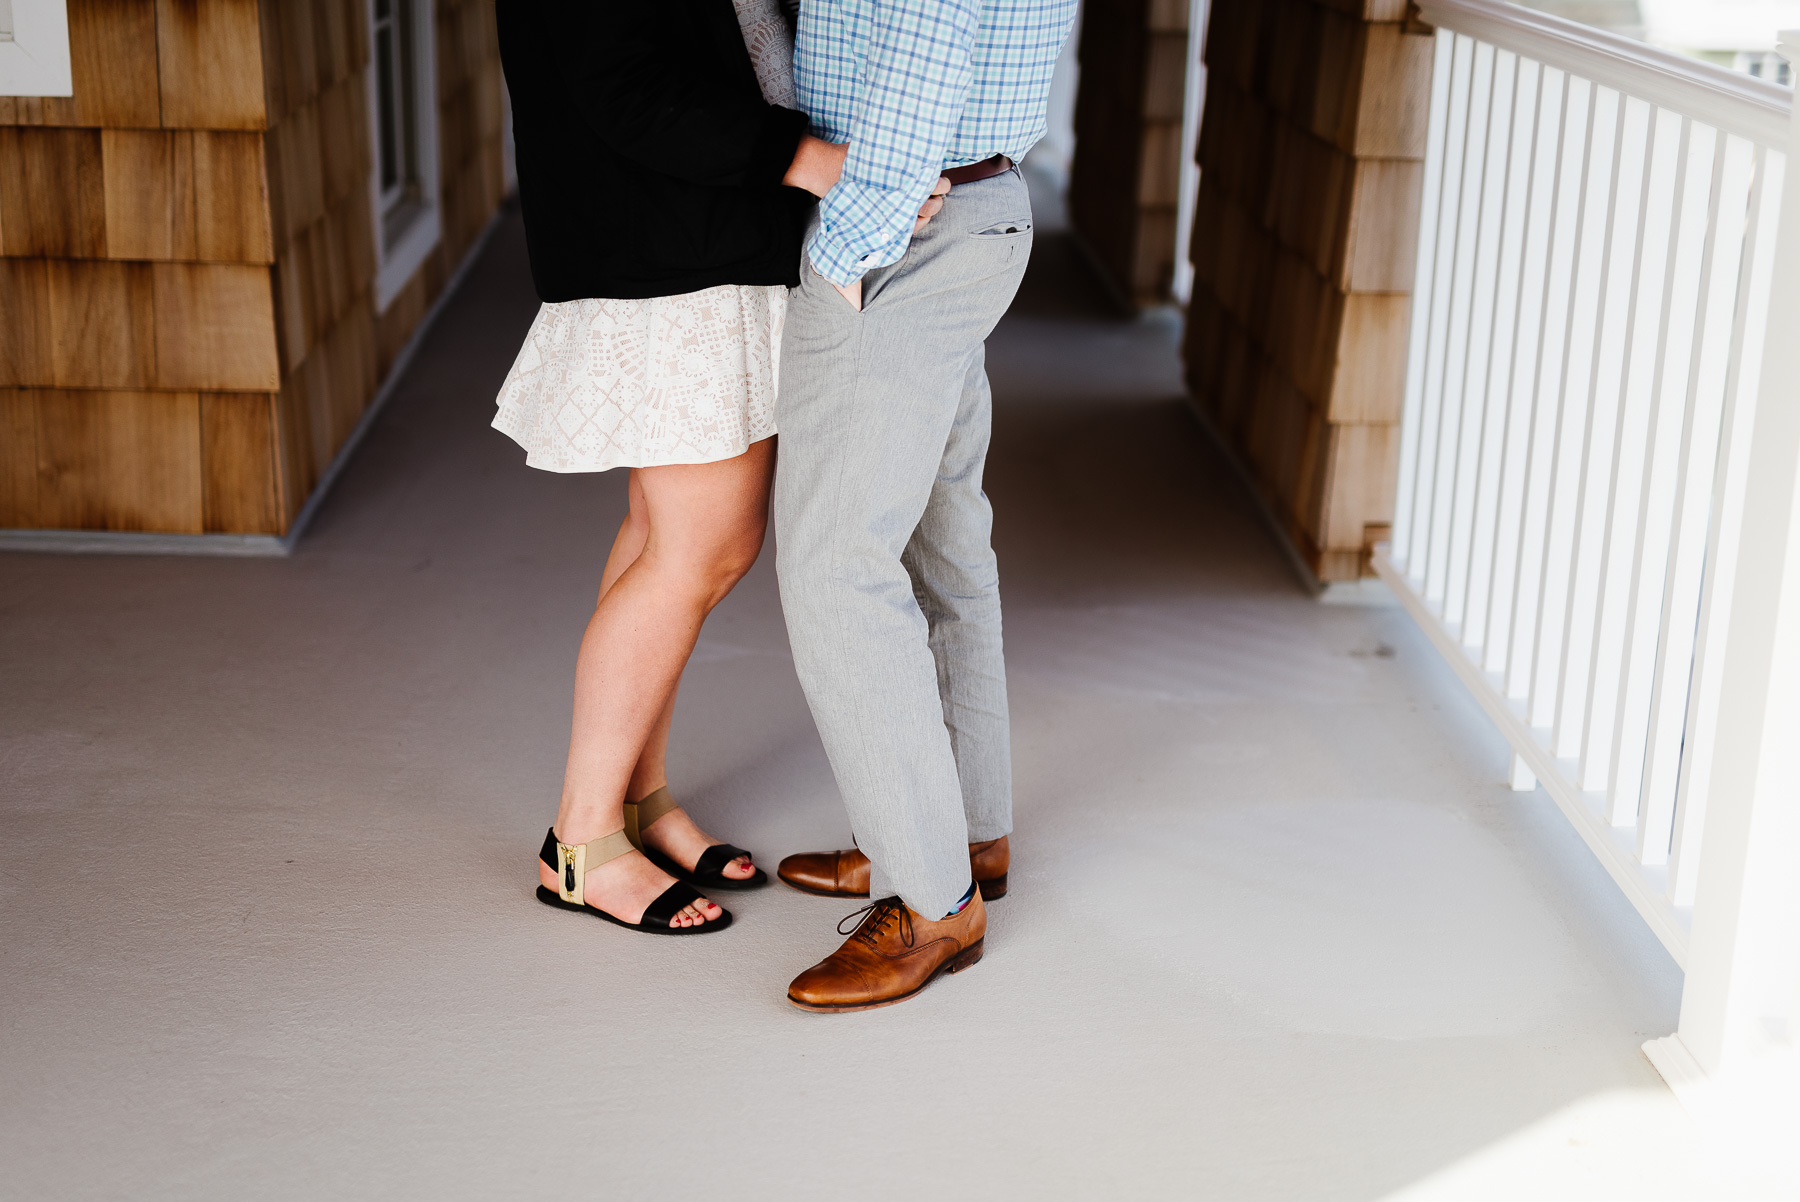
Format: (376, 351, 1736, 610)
(623, 786, 680, 849)
(552, 829, 634, 907)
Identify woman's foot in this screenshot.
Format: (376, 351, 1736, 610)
(636, 802, 756, 881)
(537, 842, 721, 928)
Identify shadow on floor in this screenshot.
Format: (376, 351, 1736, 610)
(0, 208, 1686, 1200)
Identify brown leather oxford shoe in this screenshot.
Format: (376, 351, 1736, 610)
(787, 891, 986, 1013)
(777, 836, 1009, 900)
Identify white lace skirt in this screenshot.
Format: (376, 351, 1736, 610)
(492, 284, 784, 473)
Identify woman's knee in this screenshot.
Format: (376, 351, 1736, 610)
(647, 518, 765, 604)
(703, 522, 767, 594)
(634, 452, 771, 597)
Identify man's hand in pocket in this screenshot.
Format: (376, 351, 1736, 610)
(826, 177, 950, 313)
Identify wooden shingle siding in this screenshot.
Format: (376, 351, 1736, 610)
(259, 0, 363, 125)
(260, 0, 380, 527)
(46, 260, 156, 388)
(31, 389, 204, 531)
(0, 260, 284, 391)
(0, 260, 56, 386)
(1069, 0, 1192, 308)
(2, 0, 507, 538)
(152, 263, 281, 390)
(0, 390, 39, 525)
(0, 129, 108, 257)
(200, 391, 281, 532)
(102, 130, 200, 260)
(1340, 158, 1422, 292)
(193, 133, 275, 262)
(69, 0, 165, 127)
(155, 0, 268, 129)
(1183, 0, 1430, 581)
(0, 128, 269, 262)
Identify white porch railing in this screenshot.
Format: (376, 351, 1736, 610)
(1377, 0, 1800, 1101)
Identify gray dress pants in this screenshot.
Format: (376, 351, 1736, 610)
(774, 168, 1033, 919)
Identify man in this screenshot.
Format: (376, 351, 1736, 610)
(773, 0, 1079, 1012)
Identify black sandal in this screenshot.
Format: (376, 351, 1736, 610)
(535, 827, 732, 935)
(624, 786, 768, 891)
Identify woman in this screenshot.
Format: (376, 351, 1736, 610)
(492, 0, 846, 934)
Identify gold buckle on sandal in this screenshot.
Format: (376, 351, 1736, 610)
(556, 841, 585, 905)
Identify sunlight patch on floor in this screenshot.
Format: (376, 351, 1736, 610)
(1383, 1086, 1799, 1201)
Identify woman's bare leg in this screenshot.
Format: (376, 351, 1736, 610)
(537, 440, 774, 924)
(594, 471, 677, 802)
(590, 470, 754, 880)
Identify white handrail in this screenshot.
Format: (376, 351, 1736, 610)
(1416, 0, 1791, 144)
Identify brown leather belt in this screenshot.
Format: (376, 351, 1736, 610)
(942, 154, 1013, 187)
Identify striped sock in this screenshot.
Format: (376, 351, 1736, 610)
(943, 880, 976, 918)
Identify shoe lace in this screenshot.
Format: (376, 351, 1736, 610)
(838, 896, 914, 949)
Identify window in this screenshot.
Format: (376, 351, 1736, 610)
(366, 0, 440, 312)
(1738, 50, 1792, 87)
(373, 0, 423, 245)
(0, 0, 74, 96)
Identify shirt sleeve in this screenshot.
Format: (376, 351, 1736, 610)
(806, 0, 982, 286)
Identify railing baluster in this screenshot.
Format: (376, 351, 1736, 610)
(1453, 49, 1520, 646)
(1505, 67, 1571, 702)
(1603, 109, 1694, 833)
(1414, 34, 1478, 599)
(1480, 57, 1547, 673)
(1556, 89, 1636, 764)
(1430, 41, 1498, 613)
(1578, 96, 1661, 805)
(1668, 139, 1778, 904)
(1529, 77, 1602, 736)
(1635, 122, 1725, 866)
(1549, 88, 1629, 759)
(1394, 30, 1460, 573)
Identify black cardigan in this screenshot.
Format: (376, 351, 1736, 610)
(496, 0, 814, 302)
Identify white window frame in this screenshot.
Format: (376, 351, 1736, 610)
(0, 0, 73, 97)
(1171, 0, 1209, 305)
(365, 0, 441, 313)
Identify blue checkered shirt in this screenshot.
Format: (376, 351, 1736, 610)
(795, 0, 1078, 286)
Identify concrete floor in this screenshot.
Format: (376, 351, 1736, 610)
(0, 201, 1745, 1199)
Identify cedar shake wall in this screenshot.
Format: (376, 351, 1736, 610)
(1182, 0, 1432, 581)
(1068, 0, 1190, 309)
(0, 0, 281, 535)
(261, 0, 380, 532)
(0, 0, 506, 538)
(260, 0, 506, 531)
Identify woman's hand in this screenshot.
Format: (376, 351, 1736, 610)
(783, 135, 849, 197)
(914, 176, 951, 232)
